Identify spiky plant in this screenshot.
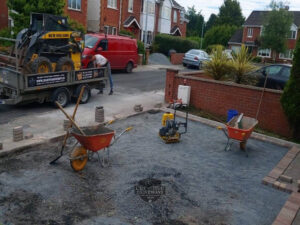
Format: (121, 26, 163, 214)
(229, 45, 257, 84)
(203, 46, 231, 80)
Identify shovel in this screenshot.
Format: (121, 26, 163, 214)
(50, 86, 85, 164)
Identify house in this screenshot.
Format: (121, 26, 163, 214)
(0, 0, 187, 43)
(228, 10, 300, 63)
(88, 0, 187, 44)
(0, 2, 8, 30)
(0, 0, 88, 30)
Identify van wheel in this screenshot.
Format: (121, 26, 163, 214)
(56, 57, 75, 72)
(125, 62, 133, 73)
(75, 84, 91, 104)
(52, 87, 70, 108)
(31, 57, 52, 74)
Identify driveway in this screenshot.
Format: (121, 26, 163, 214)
(0, 112, 289, 225)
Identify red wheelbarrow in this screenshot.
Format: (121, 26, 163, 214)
(218, 115, 258, 157)
(70, 125, 132, 171)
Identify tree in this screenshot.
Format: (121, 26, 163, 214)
(260, 1, 294, 61)
(205, 14, 218, 33)
(203, 25, 237, 48)
(186, 6, 205, 37)
(7, 0, 65, 35)
(281, 38, 300, 139)
(217, 0, 245, 27)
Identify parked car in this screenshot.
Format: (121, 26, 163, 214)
(182, 49, 210, 69)
(82, 34, 138, 73)
(249, 64, 291, 90)
(223, 49, 233, 60)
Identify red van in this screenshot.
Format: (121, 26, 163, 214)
(82, 33, 138, 73)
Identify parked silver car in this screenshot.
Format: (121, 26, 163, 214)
(182, 49, 210, 69)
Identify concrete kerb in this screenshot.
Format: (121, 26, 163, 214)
(1, 107, 299, 158)
(0, 109, 159, 158)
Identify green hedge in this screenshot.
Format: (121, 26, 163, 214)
(153, 34, 199, 55)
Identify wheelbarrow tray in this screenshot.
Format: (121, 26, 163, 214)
(71, 126, 115, 152)
(226, 116, 258, 141)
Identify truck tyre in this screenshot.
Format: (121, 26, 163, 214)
(52, 87, 70, 108)
(31, 57, 52, 74)
(56, 57, 75, 72)
(75, 84, 91, 104)
(125, 62, 133, 73)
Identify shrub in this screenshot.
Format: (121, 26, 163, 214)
(68, 17, 86, 34)
(186, 36, 202, 49)
(229, 45, 257, 84)
(252, 56, 262, 63)
(119, 29, 134, 38)
(281, 38, 300, 139)
(0, 28, 13, 47)
(204, 45, 231, 80)
(203, 25, 237, 48)
(206, 44, 224, 54)
(153, 34, 198, 55)
(137, 40, 145, 54)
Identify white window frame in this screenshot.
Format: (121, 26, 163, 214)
(279, 49, 293, 60)
(68, 0, 81, 11)
(104, 26, 117, 35)
(107, 0, 117, 9)
(289, 30, 297, 39)
(173, 10, 177, 23)
(128, 0, 133, 12)
(257, 48, 271, 58)
(143, 1, 155, 14)
(247, 28, 253, 38)
(161, 6, 171, 20)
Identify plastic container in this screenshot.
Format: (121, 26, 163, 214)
(227, 109, 238, 122)
(162, 112, 174, 126)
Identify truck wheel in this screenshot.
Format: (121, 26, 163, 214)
(31, 57, 52, 74)
(75, 84, 91, 104)
(52, 87, 70, 108)
(125, 62, 133, 73)
(56, 57, 75, 71)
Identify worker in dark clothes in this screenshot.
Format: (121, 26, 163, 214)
(91, 54, 113, 95)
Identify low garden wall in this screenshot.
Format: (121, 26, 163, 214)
(170, 53, 185, 65)
(165, 69, 291, 137)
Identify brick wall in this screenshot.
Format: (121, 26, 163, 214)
(242, 26, 261, 43)
(65, 0, 88, 27)
(0, 1, 8, 30)
(170, 53, 184, 65)
(121, 0, 141, 39)
(100, 0, 120, 32)
(165, 69, 292, 137)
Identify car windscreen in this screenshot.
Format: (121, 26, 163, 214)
(187, 50, 200, 55)
(85, 35, 99, 49)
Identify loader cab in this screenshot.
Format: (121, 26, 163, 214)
(30, 13, 69, 33)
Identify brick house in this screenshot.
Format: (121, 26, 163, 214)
(0, 1, 8, 30)
(87, 0, 188, 44)
(228, 10, 300, 63)
(0, 0, 88, 29)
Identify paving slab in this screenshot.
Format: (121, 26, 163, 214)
(0, 112, 290, 225)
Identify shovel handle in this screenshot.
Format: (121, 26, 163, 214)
(55, 101, 86, 135)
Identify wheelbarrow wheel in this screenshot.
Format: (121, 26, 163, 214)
(70, 146, 88, 171)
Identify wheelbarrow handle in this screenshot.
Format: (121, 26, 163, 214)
(217, 126, 228, 138)
(110, 126, 133, 146)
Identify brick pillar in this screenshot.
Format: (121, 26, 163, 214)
(165, 69, 179, 103)
(145, 48, 150, 65)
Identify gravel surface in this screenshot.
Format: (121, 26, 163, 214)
(149, 53, 172, 66)
(0, 112, 289, 225)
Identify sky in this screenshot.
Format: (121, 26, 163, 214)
(175, 0, 300, 21)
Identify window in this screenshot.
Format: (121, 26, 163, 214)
(143, 1, 155, 14)
(279, 49, 293, 59)
(141, 31, 153, 45)
(173, 11, 177, 23)
(265, 66, 282, 77)
(68, 0, 81, 10)
(281, 67, 291, 79)
(162, 6, 171, 19)
(247, 28, 253, 37)
(258, 48, 271, 58)
(107, 0, 117, 9)
(98, 39, 108, 51)
(289, 30, 297, 39)
(128, 0, 133, 12)
(104, 26, 117, 35)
